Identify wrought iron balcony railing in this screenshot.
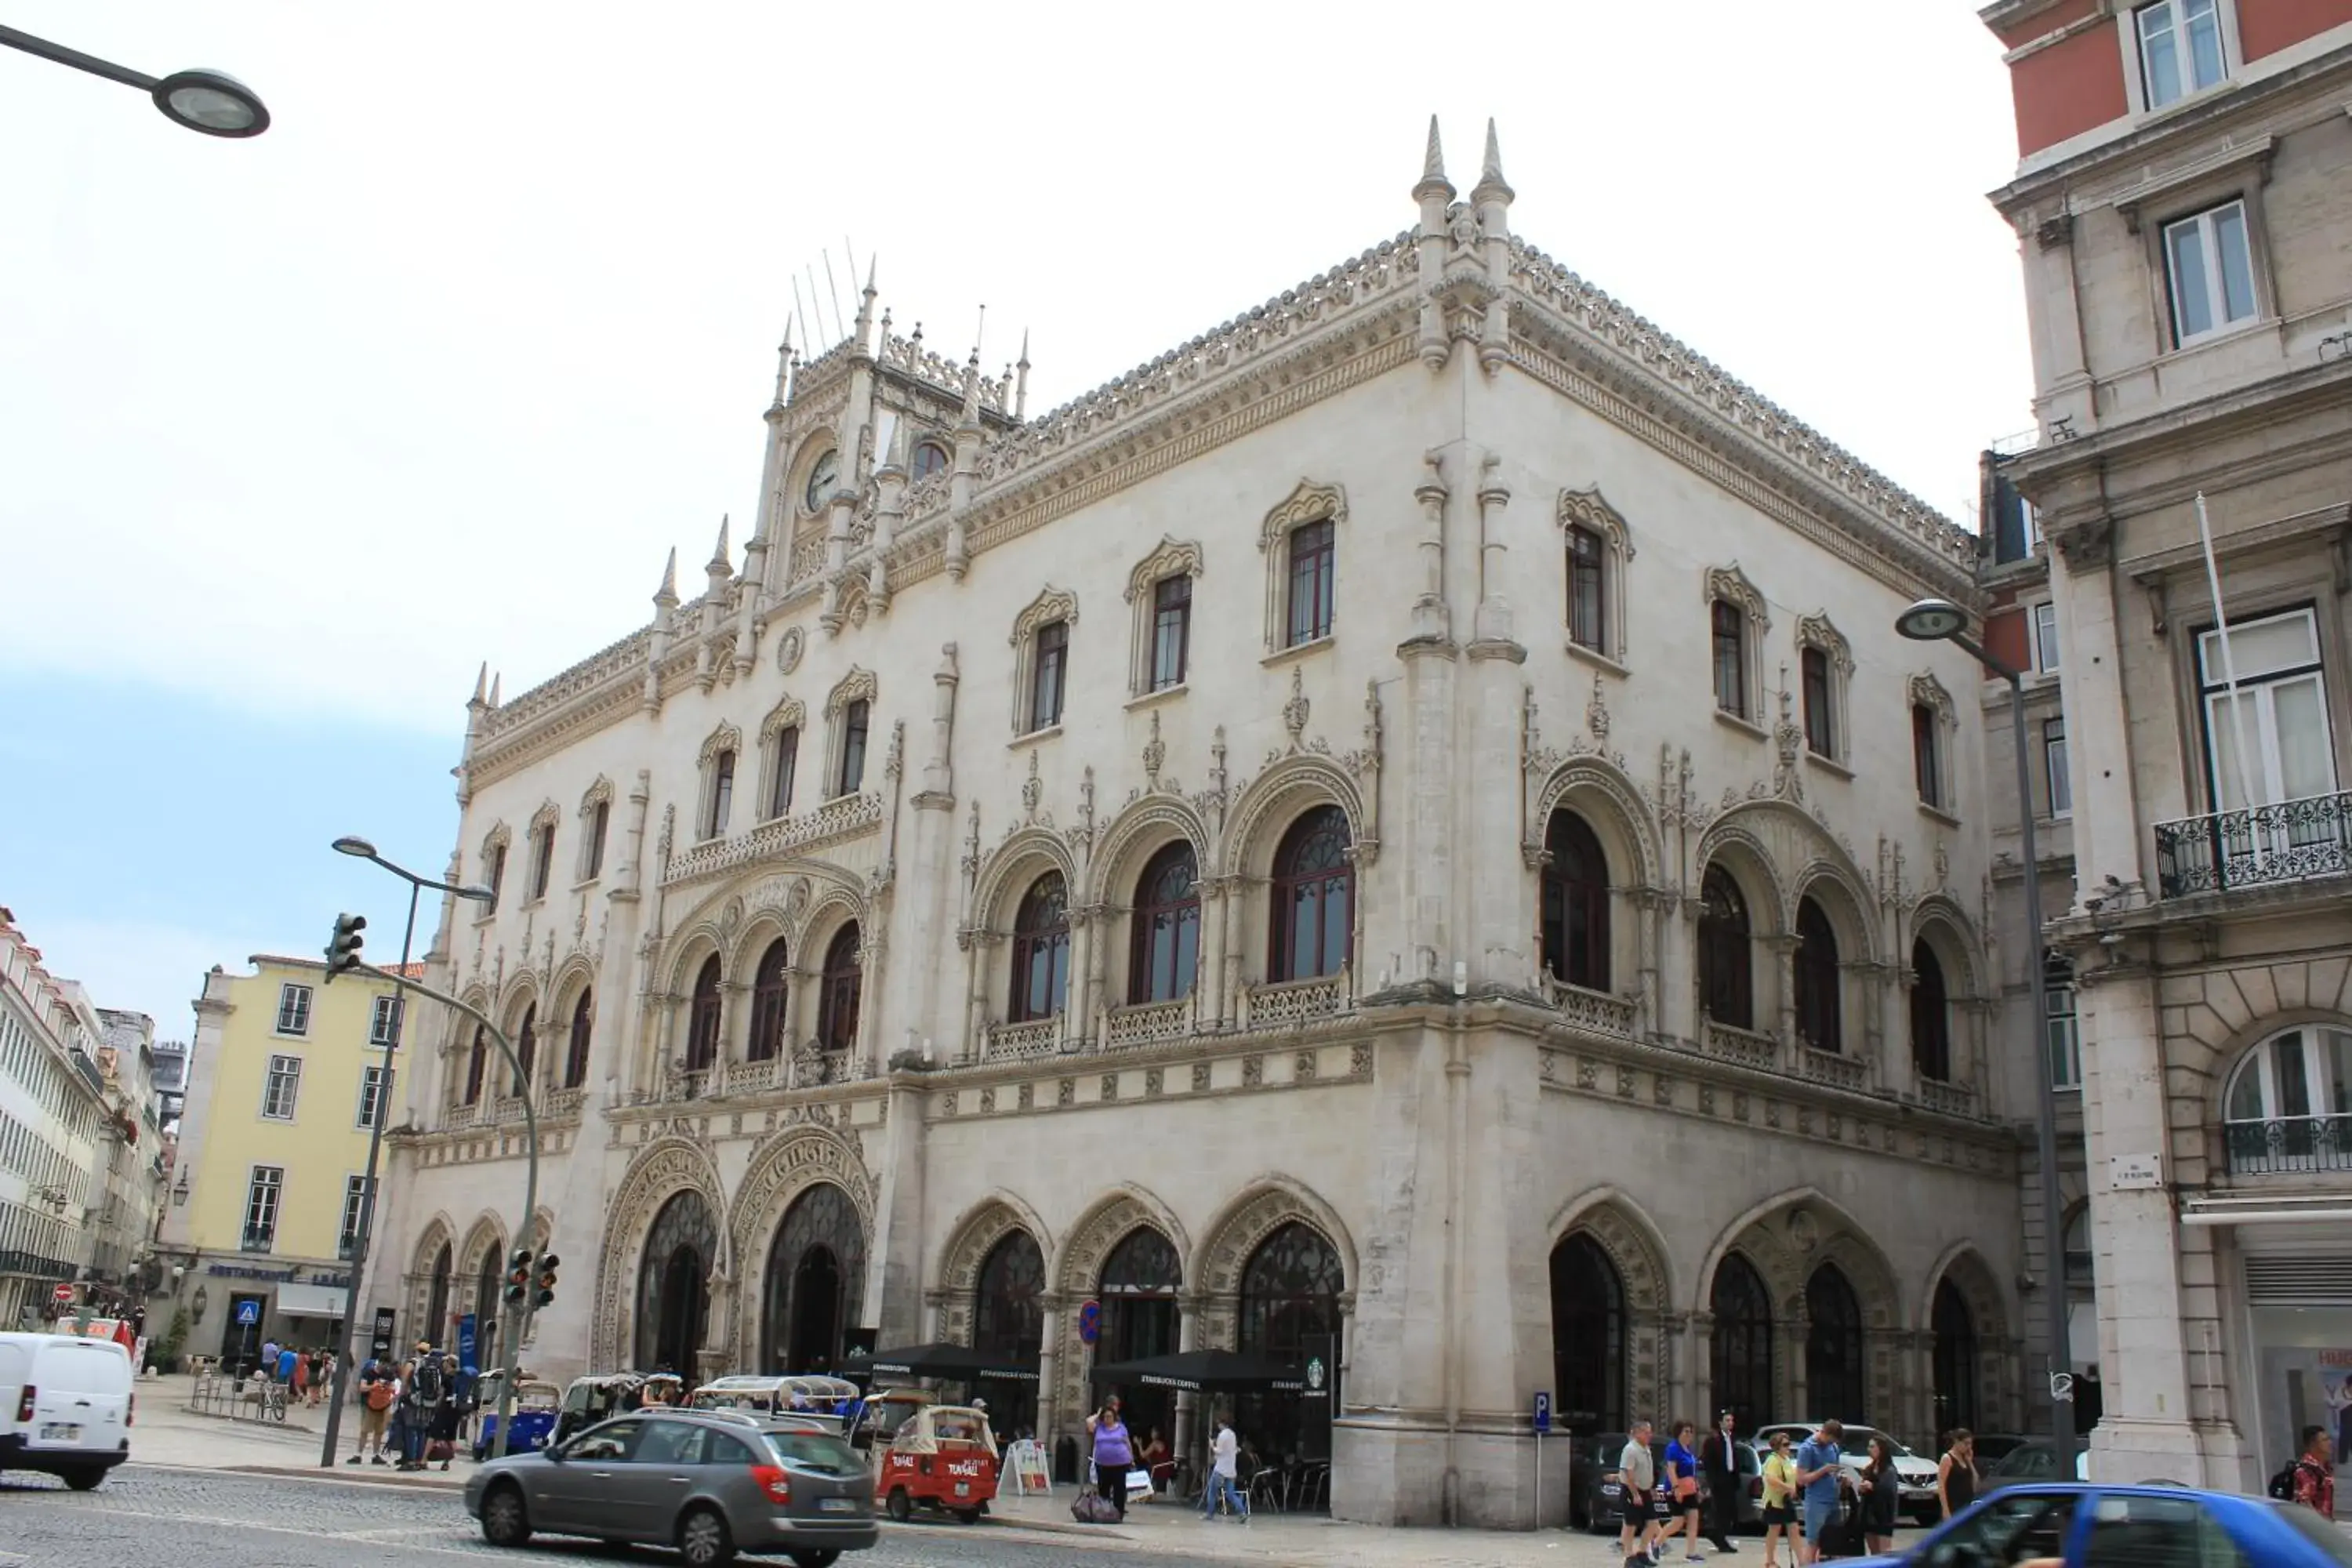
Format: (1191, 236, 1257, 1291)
(2225, 1114, 2352, 1176)
(2154, 792, 2352, 898)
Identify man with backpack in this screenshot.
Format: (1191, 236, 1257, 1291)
(2275, 1426, 2336, 1519)
(349, 1356, 396, 1465)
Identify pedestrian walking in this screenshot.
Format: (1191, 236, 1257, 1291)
(1936, 1429, 1976, 1522)
(1090, 1399, 1136, 1523)
(350, 1357, 396, 1465)
(1700, 1412, 1740, 1553)
(429, 1353, 461, 1469)
(1619, 1420, 1665, 1568)
(1759, 1432, 1798, 1568)
(1857, 1436, 1900, 1556)
(1198, 1411, 1250, 1521)
(2293, 1425, 2337, 1520)
(1792, 1421, 1844, 1567)
(289, 1346, 310, 1405)
(1665, 1421, 1706, 1563)
(260, 1336, 281, 1381)
(276, 1341, 299, 1388)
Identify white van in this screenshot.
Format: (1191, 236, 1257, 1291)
(0, 1332, 132, 1488)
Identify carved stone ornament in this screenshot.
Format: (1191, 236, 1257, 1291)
(775, 624, 805, 675)
(1908, 671, 1956, 727)
(1125, 536, 1203, 602)
(760, 691, 807, 743)
(1282, 666, 1310, 749)
(1021, 749, 1044, 819)
(1258, 479, 1347, 552)
(1704, 562, 1769, 631)
(1584, 671, 1610, 744)
(698, 720, 743, 769)
(826, 665, 878, 716)
(1795, 611, 1854, 673)
(1009, 584, 1079, 646)
(1142, 712, 1165, 789)
(1557, 485, 1632, 557)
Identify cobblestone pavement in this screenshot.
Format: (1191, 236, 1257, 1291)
(0, 1465, 1236, 1567)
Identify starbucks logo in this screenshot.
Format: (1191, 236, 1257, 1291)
(1306, 1356, 1325, 1391)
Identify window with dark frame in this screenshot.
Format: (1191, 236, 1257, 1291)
(1150, 575, 1192, 691)
(1030, 620, 1069, 732)
(837, 702, 870, 795)
(1711, 600, 1747, 718)
(513, 1003, 539, 1094)
(818, 925, 862, 1054)
(1793, 897, 1842, 1053)
(1566, 525, 1605, 652)
(1801, 645, 1835, 757)
(339, 1174, 368, 1259)
(770, 727, 800, 818)
(684, 960, 720, 1072)
(707, 750, 736, 839)
(1129, 843, 1201, 1004)
(1285, 520, 1335, 647)
(463, 1025, 487, 1105)
(1696, 864, 1753, 1029)
(1539, 810, 1610, 992)
(564, 989, 593, 1087)
(368, 994, 402, 1047)
(260, 1054, 302, 1120)
(1007, 874, 1072, 1023)
(275, 983, 312, 1036)
(2045, 717, 2071, 817)
(911, 441, 949, 481)
(487, 843, 506, 911)
(357, 1064, 390, 1130)
(1268, 806, 1352, 982)
(586, 798, 610, 880)
(1913, 703, 1943, 808)
(748, 941, 789, 1062)
(242, 1166, 283, 1252)
(1911, 938, 1952, 1082)
(532, 821, 556, 899)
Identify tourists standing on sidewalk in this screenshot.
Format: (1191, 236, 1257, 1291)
(1793, 1421, 1844, 1567)
(428, 1352, 462, 1470)
(1700, 1412, 1740, 1553)
(1199, 1412, 1250, 1522)
(1619, 1420, 1664, 1568)
(350, 1356, 395, 1465)
(1759, 1432, 1798, 1568)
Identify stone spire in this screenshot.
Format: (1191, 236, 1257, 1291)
(771, 324, 793, 409)
(1014, 330, 1031, 422)
(654, 546, 679, 611)
(1472, 117, 1512, 205)
(1414, 114, 1453, 202)
(958, 346, 984, 430)
(469, 661, 488, 708)
(1414, 115, 1455, 370)
(706, 515, 731, 579)
(487, 671, 502, 707)
(1472, 118, 1515, 373)
(853, 256, 878, 350)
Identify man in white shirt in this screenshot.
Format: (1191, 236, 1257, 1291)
(1199, 1413, 1250, 1521)
(1621, 1420, 1665, 1567)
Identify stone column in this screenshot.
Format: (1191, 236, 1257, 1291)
(1036, 1295, 1063, 1449)
(1173, 1294, 1200, 1476)
(1772, 935, 1801, 1056)
(1684, 1312, 1715, 1428)
(2046, 535, 2143, 906)
(1198, 880, 1231, 1029)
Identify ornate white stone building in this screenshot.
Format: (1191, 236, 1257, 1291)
(372, 122, 2029, 1527)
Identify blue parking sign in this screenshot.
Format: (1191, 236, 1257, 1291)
(1533, 1390, 1552, 1435)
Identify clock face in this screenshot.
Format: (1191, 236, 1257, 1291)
(804, 448, 840, 513)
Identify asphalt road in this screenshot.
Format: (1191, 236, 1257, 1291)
(0, 1465, 1225, 1567)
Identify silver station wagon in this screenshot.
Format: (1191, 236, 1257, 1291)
(465, 1408, 878, 1566)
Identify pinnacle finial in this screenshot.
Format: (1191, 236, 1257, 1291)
(708, 515, 731, 574)
(470, 661, 488, 706)
(655, 546, 679, 605)
(1016, 328, 1031, 370)
(863, 254, 877, 295)
(488, 672, 502, 708)
(1475, 117, 1514, 201)
(1424, 114, 1445, 181)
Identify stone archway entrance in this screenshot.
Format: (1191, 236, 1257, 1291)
(637, 1189, 717, 1376)
(759, 1181, 866, 1375)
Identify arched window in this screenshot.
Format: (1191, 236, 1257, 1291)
(512, 1004, 539, 1096)
(1804, 1262, 1867, 1422)
(1549, 1232, 1625, 1435)
(911, 441, 949, 482)
(1239, 1221, 1346, 1461)
(760, 1182, 866, 1375)
(972, 1229, 1045, 1436)
(1710, 1251, 1774, 1433)
(474, 1246, 503, 1328)
(1541, 811, 1611, 992)
(1129, 844, 1201, 1004)
(2224, 1025, 2352, 1174)
(1794, 897, 1842, 1053)
(635, 1189, 717, 1374)
(1911, 939, 1951, 1082)
(1008, 874, 1071, 1023)
(564, 989, 593, 1089)
(1697, 865, 1754, 1029)
(424, 1242, 452, 1346)
(1269, 806, 1352, 983)
(748, 940, 790, 1062)
(1931, 1278, 1979, 1437)
(817, 926, 862, 1055)
(463, 1025, 487, 1106)
(685, 956, 723, 1072)
(1098, 1227, 1182, 1440)
(2060, 1203, 2092, 1286)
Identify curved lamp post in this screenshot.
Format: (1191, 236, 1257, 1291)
(1895, 597, 2078, 1480)
(0, 24, 268, 136)
(318, 838, 495, 1468)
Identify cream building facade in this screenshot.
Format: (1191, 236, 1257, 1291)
(374, 125, 2027, 1528)
(1982, 0, 2352, 1494)
(0, 909, 117, 1327)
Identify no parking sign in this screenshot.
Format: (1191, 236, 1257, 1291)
(1076, 1299, 1102, 1345)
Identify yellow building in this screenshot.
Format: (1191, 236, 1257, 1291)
(154, 956, 417, 1369)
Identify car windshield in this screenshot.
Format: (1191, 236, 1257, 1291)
(764, 1431, 863, 1475)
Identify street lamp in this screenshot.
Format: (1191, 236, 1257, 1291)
(318, 838, 494, 1470)
(0, 25, 269, 136)
(1896, 596, 2078, 1481)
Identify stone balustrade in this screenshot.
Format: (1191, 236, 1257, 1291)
(1918, 1078, 1976, 1119)
(985, 1018, 1065, 1062)
(1703, 1019, 1781, 1070)
(1798, 1046, 1868, 1092)
(1104, 998, 1192, 1050)
(1243, 973, 1348, 1030)
(1542, 977, 1637, 1037)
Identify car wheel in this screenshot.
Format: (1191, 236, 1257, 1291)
(786, 1553, 840, 1568)
(676, 1504, 735, 1567)
(885, 1486, 913, 1523)
(952, 1508, 982, 1525)
(61, 1468, 104, 1492)
(480, 1482, 532, 1547)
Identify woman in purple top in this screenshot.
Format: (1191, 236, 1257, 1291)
(1091, 1400, 1135, 1522)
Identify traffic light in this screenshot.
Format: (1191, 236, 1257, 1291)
(533, 1253, 561, 1309)
(503, 1247, 532, 1306)
(324, 913, 366, 982)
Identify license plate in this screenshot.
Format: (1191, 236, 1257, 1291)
(818, 1497, 856, 1513)
(39, 1423, 80, 1443)
(954, 1482, 971, 1497)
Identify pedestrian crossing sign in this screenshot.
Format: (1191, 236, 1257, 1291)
(235, 1300, 260, 1326)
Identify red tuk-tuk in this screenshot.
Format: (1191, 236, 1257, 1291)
(875, 1403, 998, 1524)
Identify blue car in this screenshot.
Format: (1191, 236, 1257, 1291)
(1846, 1482, 2351, 1568)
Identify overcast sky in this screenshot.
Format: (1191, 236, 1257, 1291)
(0, 1, 2031, 1035)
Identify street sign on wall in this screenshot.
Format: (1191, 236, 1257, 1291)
(370, 1305, 396, 1361)
(1533, 1390, 1552, 1435)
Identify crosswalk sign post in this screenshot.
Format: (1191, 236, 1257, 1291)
(235, 1300, 260, 1326)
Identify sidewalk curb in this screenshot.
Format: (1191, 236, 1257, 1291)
(221, 1463, 466, 1491)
